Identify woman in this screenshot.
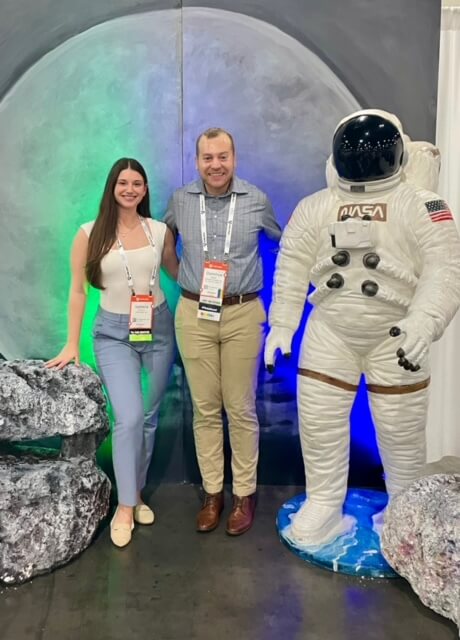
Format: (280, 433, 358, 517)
(46, 158, 178, 548)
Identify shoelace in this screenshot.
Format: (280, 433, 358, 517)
(232, 498, 248, 512)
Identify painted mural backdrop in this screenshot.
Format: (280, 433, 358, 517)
(0, 1, 441, 484)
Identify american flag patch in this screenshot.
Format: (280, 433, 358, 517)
(425, 199, 453, 223)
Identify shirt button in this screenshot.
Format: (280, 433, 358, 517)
(213, 234, 217, 238)
(213, 256, 217, 259)
(214, 215, 217, 219)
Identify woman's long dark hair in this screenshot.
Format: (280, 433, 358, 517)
(86, 158, 151, 289)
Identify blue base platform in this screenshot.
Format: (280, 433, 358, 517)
(277, 489, 398, 579)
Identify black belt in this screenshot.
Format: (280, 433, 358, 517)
(181, 289, 259, 305)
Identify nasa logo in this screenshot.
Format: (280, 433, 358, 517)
(337, 203, 387, 221)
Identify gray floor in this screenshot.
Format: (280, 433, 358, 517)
(0, 485, 457, 640)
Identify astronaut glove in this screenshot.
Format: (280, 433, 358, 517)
(264, 327, 295, 373)
(389, 314, 437, 371)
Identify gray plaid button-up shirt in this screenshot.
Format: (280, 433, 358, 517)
(164, 176, 281, 295)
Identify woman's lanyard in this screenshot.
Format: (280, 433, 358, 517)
(116, 217, 158, 296)
(116, 216, 159, 342)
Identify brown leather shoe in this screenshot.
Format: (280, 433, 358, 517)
(226, 493, 257, 536)
(196, 491, 224, 532)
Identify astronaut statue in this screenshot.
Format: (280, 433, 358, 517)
(265, 109, 460, 547)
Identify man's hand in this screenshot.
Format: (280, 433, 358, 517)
(264, 327, 294, 373)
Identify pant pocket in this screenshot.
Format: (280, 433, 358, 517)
(93, 317, 129, 341)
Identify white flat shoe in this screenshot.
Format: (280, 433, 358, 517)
(110, 509, 134, 547)
(134, 503, 155, 525)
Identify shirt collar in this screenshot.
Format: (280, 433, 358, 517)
(186, 175, 249, 196)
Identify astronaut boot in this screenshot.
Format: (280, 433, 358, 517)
(294, 374, 356, 547)
(371, 508, 386, 538)
(290, 499, 354, 547)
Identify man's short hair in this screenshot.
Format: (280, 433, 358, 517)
(195, 128, 235, 156)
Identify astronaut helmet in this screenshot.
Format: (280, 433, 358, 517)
(332, 109, 405, 183)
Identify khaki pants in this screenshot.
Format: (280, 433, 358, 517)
(175, 296, 266, 496)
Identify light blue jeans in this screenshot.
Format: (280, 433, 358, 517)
(93, 300, 175, 506)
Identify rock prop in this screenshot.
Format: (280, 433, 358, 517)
(0, 359, 108, 444)
(0, 360, 111, 584)
(381, 472, 460, 631)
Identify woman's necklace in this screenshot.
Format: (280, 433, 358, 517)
(118, 216, 140, 237)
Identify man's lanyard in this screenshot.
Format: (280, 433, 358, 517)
(199, 192, 237, 259)
(116, 217, 158, 295)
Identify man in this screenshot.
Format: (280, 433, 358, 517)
(165, 127, 281, 535)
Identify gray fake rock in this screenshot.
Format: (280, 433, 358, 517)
(0, 360, 111, 584)
(0, 451, 110, 584)
(0, 359, 109, 443)
(381, 473, 460, 630)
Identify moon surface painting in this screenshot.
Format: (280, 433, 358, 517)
(0, 7, 360, 359)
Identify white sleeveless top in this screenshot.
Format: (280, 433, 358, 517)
(81, 218, 166, 313)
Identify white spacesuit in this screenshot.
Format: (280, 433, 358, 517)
(266, 109, 460, 546)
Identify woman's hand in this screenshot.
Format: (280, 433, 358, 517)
(45, 344, 80, 369)
(45, 229, 88, 371)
